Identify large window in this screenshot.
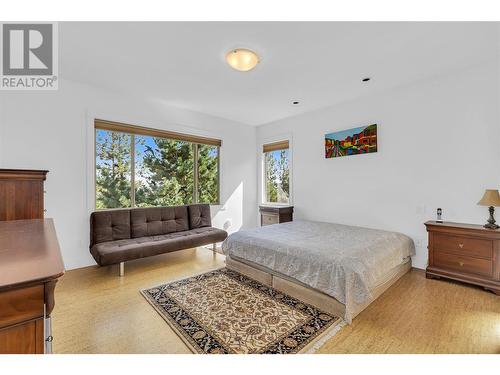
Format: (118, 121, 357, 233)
(95, 120, 220, 209)
(263, 140, 290, 204)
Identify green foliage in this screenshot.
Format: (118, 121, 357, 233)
(136, 137, 194, 206)
(279, 150, 289, 201)
(95, 131, 220, 209)
(266, 152, 278, 202)
(95, 130, 131, 209)
(198, 145, 219, 204)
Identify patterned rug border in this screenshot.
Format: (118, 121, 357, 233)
(141, 268, 344, 354)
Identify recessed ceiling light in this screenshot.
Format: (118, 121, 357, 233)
(362, 77, 371, 82)
(226, 48, 259, 72)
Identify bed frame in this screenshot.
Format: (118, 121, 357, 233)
(226, 255, 411, 321)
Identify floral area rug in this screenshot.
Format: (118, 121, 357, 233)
(141, 268, 344, 354)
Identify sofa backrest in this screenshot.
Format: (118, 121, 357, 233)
(90, 204, 211, 246)
(187, 204, 212, 229)
(130, 206, 189, 238)
(90, 209, 131, 247)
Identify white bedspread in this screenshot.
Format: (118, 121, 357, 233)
(221, 220, 415, 323)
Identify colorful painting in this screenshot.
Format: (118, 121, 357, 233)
(325, 124, 377, 158)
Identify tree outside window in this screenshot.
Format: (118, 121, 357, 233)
(265, 149, 289, 204)
(95, 130, 132, 209)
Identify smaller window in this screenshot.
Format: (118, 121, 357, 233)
(263, 140, 290, 204)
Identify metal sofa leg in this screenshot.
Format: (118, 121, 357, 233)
(119, 262, 124, 277)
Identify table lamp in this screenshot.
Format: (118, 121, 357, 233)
(477, 189, 500, 229)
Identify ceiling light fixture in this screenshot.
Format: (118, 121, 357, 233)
(292, 101, 300, 105)
(226, 48, 259, 72)
(362, 77, 371, 82)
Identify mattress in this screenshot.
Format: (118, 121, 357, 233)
(221, 220, 415, 323)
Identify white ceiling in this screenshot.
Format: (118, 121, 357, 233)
(60, 22, 499, 126)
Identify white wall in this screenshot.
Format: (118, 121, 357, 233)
(257, 61, 500, 269)
(0, 79, 257, 270)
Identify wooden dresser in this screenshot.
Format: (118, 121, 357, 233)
(259, 205, 294, 226)
(425, 221, 500, 295)
(0, 168, 64, 354)
(0, 169, 48, 220)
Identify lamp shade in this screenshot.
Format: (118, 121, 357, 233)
(477, 189, 500, 207)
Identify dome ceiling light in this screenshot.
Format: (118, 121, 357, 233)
(226, 48, 259, 72)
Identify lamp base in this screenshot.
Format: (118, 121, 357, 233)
(483, 223, 500, 230)
(484, 206, 499, 230)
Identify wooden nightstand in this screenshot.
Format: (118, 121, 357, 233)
(259, 205, 293, 226)
(425, 221, 500, 295)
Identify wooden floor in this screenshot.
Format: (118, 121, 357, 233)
(52, 248, 500, 354)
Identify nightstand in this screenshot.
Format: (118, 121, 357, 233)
(259, 205, 293, 226)
(425, 221, 500, 295)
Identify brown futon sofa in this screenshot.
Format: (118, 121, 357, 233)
(90, 204, 227, 276)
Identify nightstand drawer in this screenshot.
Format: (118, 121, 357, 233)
(261, 214, 279, 226)
(434, 251, 493, 277)
(434, 233, 493, 259)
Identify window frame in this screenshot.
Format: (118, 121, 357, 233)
(262, 139, 291, 206)
(94, 119, 221, 210)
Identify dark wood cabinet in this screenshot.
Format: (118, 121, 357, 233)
(0, 169, 64, 354)
(259, 205, 294, 226)
(0, 169, 48, 221)
(425, 221, 500, 295)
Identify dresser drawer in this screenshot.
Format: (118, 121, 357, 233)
(0, 318, 44, 354)
(433, 233, 493, 259)
(261, 214, 279, 226)
(434, 251, 493, 277)
(0, 285, 44, 329)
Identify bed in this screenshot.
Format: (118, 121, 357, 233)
(221, 220, 415, 323)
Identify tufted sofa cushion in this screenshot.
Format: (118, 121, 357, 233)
(90, 209, 131, 246)
(188, 204, 212, 229)
(130, 206, 189, 238)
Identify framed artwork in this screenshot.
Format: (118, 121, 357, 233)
(325, 124, 377, 158)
